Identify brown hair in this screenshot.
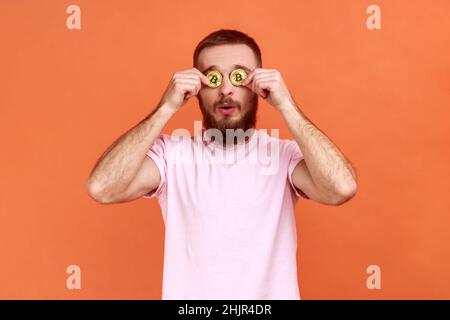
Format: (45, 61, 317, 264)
(193, 29, 262, 68)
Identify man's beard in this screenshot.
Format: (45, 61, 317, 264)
(197, 94, 258, 141)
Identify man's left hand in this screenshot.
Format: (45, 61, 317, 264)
(242, 68, 295, 111)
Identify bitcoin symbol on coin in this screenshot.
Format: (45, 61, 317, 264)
(230, 69, 248, 86)
(206, 70, 223, 88)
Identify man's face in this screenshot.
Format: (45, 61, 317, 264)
(196, 44, 259, 135)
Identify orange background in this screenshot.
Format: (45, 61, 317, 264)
(1, 0, 449, 299)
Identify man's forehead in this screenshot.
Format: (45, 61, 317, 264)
(197, 44, 257, 73)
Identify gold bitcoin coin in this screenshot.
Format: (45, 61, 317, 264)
(206, 70, 223, 88)
(230, 69, 248, 86)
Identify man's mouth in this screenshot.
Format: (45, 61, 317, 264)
(217, 103, 238, 115)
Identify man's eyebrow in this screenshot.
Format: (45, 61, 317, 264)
(201, 64, 252, 74)
(233, 64, 252, 72)
(201, 65, 218, 74)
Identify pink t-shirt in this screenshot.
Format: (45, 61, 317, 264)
(143, 128, 306, 299)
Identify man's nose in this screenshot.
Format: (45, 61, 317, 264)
(219, 74, 235, 97)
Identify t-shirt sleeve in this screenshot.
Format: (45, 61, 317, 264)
(142, 135, 168, 199)
(286, 140, 309, 199)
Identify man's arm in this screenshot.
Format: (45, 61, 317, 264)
(241, 68, 357, 206)
(86, 105, 175, 204)
(280, 103, 358, 205)
(86, 68, 209, 204)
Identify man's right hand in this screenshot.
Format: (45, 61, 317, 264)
(160, 68, 210, 112)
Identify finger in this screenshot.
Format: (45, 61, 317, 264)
(243, 74, 274, 92)
(243, 73, 276, 92)
(252, 77, 269, 96)
(252, 75, 278, 86)
(174, 79, 200, 98)
(241, 69, 258, 86)
(241, 68, 272, 86)
(174, 78, 200, 87)
(176, 73, 208, 87)
(247, 73, 276, 88)
(173, 74, 201, 83)
(177, 68, 209, 86)
(184, 83, 198, 99)
(253, 79, 275, 98)
(190, 68, 211, 86)
(186, 78, 204, 98)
